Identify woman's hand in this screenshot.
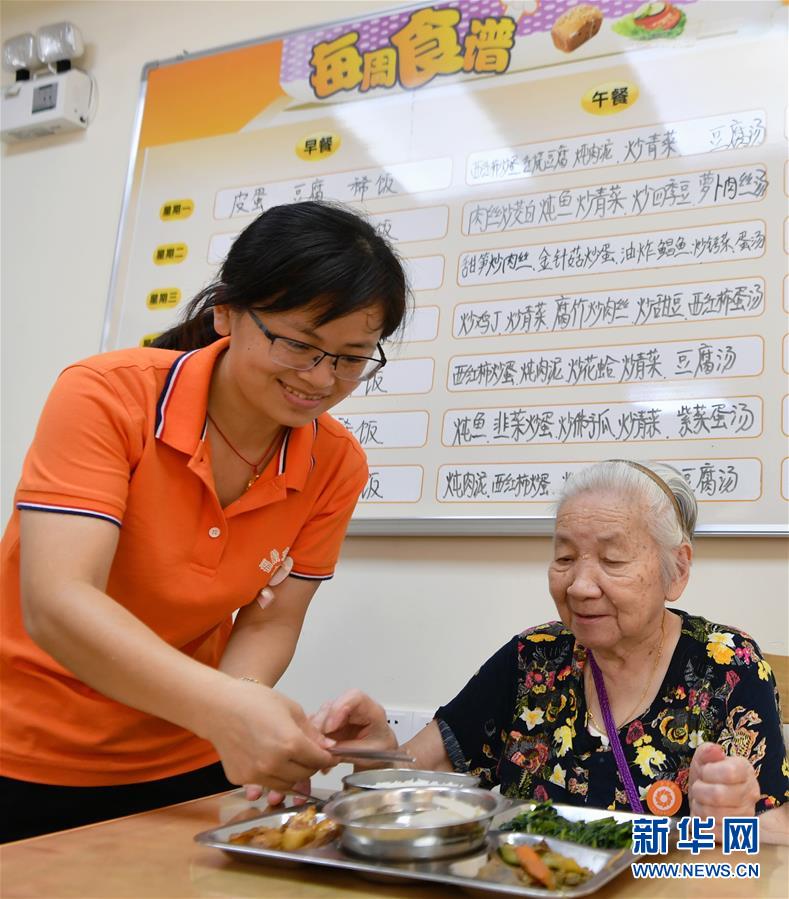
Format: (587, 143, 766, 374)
(264, 689, 398, 807)
(688, 742, 760, 832)
(205, 679, 335, 794)
(310, 688, 399, 753)
(262, 695, 456, 807)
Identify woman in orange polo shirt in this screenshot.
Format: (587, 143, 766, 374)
(0, 201, 408, 842)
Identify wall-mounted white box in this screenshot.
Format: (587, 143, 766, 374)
(1, 69, 91, 143)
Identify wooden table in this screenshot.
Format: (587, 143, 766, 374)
(1, 790, 787, 898)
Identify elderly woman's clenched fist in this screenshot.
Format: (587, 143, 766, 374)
(689, 742, 760, 833)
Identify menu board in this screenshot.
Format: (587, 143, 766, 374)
(104, 0, 789, 535)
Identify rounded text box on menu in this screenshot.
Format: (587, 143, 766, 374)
(441, 395, 763, 448)
(358, 465, 424, 503)
(436, 457, 762, 503)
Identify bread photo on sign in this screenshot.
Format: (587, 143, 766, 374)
(551, 5, 603, 53)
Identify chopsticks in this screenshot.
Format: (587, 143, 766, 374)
(328, 746, 416, 763)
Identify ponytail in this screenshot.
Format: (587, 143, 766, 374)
(151, 286, 223, 351)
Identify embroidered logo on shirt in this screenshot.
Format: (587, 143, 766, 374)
(259, 546, 292, 584)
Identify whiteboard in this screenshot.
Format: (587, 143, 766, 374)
(104, 0, 789, 536)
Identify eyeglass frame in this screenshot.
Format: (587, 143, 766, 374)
(246, 308, 387, 382)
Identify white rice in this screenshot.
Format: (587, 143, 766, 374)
(372, 777, 461, 788)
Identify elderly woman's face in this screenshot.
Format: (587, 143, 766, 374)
(548, 490, 667, 652)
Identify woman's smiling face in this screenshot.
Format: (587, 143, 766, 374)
(213, 300, 384, 428)
(548, 490, 680, 653)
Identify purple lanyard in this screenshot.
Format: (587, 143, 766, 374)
(587, 650, 645, 814)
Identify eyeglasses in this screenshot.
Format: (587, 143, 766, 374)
(247, 309, 387, 382)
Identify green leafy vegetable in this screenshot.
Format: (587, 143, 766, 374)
(500, 802, 633, 849)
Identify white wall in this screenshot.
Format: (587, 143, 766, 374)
(2, 1, 787, 787)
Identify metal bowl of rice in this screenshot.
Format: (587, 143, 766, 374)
(342, 768, 480, 792)
(324, 785, 504, 860)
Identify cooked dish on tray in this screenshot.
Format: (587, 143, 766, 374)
(479, 838, 594, 890)
(228, 805, 340, 851)
(500, 801, 633, 849)
(195, 800, 642, 896)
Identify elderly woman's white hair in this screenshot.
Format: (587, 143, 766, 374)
(557, 460, 698, 587)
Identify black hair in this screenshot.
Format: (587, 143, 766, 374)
(152, 201, 409, 351)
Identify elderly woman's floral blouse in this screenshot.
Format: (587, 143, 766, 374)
(436, 610, 789, 815)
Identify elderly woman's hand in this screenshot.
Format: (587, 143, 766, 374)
(688, 742, 760, 831)
(310, 688, 399, 754)
(263, 690, 398, 807)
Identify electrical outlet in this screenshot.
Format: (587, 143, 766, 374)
(385, 709, 434, 744)
(385, 709, 414, 744)
(411, 711, 434, 734)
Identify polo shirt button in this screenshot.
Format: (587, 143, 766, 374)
(208, 526, 222, 538)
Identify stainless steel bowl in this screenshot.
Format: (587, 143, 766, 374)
(342, 768, 481, 792)
(323, 786, 506, 861)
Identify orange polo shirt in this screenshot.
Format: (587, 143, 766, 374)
(0, 338, 368, 786)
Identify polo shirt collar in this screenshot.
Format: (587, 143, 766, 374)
(155, 338, 317, 491)
(274, 418, 317, 491)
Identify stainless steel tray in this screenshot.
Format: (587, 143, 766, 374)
(194, 801, 645, 896)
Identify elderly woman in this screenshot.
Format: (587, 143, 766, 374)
(313, 461, 789, 838)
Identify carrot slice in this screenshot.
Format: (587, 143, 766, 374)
(515, 844, 556, 890)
